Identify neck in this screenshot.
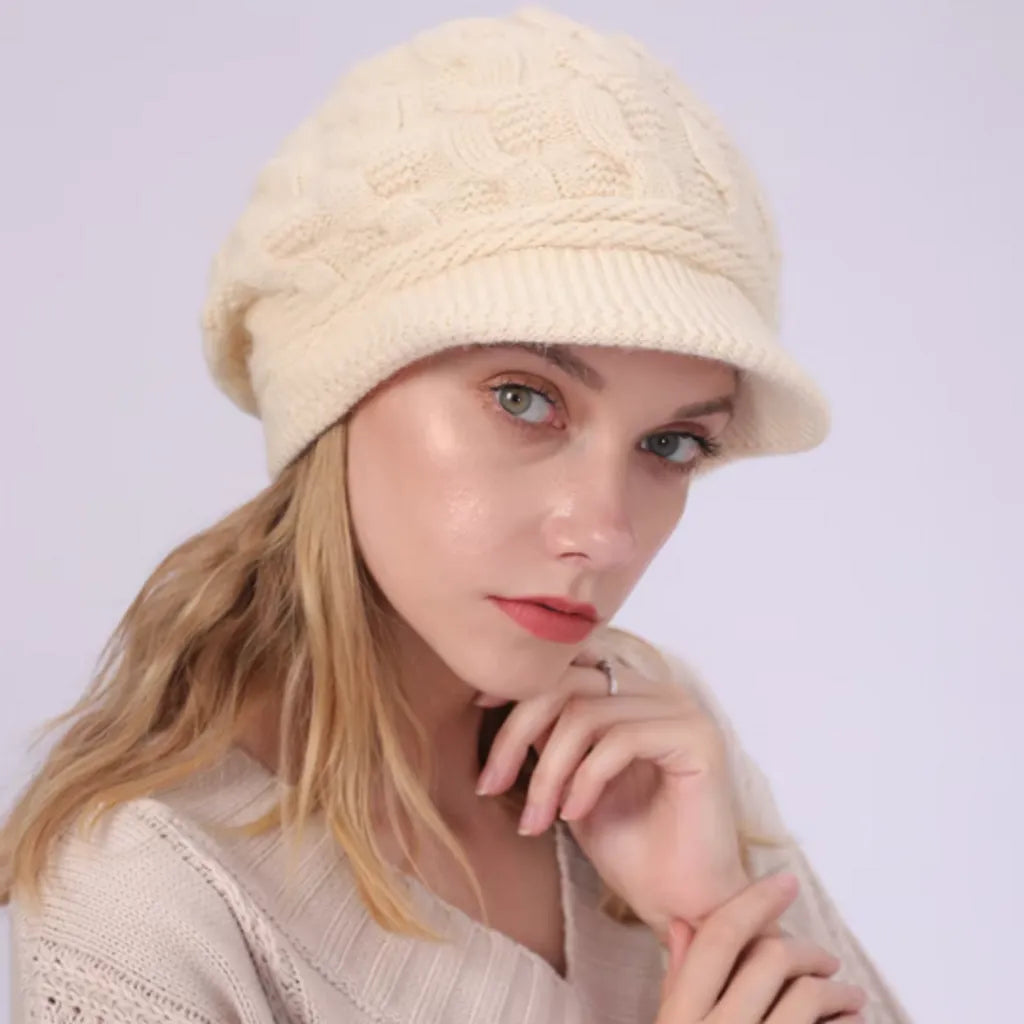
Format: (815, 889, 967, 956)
(387, 616, 501, 825)
(233, 623, 505, 831)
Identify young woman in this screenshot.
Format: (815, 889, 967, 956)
(2, 7, 912, 1022)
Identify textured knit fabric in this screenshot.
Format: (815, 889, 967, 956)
(8, 643, 913, 1023)
(199, 4, 831, 481)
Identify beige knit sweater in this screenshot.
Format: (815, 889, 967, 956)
(9, 648, 914, 1022)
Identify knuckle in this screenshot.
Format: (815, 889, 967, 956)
(559, 696, 581, 721)
(784, 975, 865, 1015)
(846, 983, 868, 1004)
(608, 719, 643, 746)
(819, 947, 843, 973)
(562, 694, 591, 720)
(798, 938, 836, 965)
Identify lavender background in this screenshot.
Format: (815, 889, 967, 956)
(3, 2, 1021, 1020)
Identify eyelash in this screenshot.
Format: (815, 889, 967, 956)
(487, 378, 724, 473)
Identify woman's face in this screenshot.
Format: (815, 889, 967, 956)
(346, 342, 737, 701)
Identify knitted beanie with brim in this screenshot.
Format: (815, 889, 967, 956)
(199, 4, 830, 480)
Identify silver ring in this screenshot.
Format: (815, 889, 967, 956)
(596, 658, 619, 696)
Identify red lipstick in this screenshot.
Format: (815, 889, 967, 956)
(489, 596, 598, 643)
(514, 595, 598, 621)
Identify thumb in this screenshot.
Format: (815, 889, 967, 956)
(668, 918, 695, 976)
(659, 919, 695, 1003)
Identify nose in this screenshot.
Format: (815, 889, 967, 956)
(540, 453, 638, 570)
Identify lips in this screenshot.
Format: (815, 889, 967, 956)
(489, 597, 597, 644)
(510, 595, 599, 622)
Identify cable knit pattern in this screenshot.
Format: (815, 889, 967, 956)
(199, 5, 831, 480)
(9, 636, 912, 1023)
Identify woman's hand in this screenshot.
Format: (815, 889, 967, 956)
(475, 641, 753, 940)
(656, 872, 867, 1023)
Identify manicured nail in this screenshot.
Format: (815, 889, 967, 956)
(558, 792, 581, 820)
(518, 804, 544, 835)
(476, 766, 500, 795)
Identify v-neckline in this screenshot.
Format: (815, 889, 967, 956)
(160, 744, 672, 1021)
(398, 816, 576, 987)
(222, 744, 579, 987)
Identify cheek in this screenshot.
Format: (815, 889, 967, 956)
(346, 404, 524, 586)
(346, 406, 550, 688)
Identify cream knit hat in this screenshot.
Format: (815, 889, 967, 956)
(200, 5, 830, 480)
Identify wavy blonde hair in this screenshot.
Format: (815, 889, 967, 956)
(0, 415, 788, 938)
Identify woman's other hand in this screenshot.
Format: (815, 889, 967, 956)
(657, 873, 867, 1023)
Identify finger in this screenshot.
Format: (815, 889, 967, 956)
(557, 718, 707, 822)
(659, 919, 695, 1004)
(473, 691, 513, 708)
(476, 661, 613, 796)
(476, 654, 686, 798)
(713, 922, 789, 1003)
(475, 689, 565, 797)
(518, 695, 673, 834)
(763, 975, 868, 1023)
(669, 918, 694, 977)
(713, 935, 843, 1021)
(571, 651, 666, 699)
(659, 873, 799, 1021)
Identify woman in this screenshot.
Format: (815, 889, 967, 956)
(2, 6, 912, 1022)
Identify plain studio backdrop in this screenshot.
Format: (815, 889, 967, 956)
(1, 2, 1021, 1021)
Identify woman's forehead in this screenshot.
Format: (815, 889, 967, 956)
(453, 340, 738, 382)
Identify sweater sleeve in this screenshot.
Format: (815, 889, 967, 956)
(9, 929, 256, 1024)
(8, 801, 283, 1024)
(655, 645, 916, 1024)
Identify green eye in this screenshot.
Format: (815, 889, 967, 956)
(491, 383, 555, 424)
(488, 379, 724, 471)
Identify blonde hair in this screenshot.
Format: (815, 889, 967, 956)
(0, 415, 787, 937)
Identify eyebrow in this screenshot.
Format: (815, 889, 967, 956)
(485, 342, 736, 421)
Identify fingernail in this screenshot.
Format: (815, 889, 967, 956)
(559, 791, 581, 820)
(518, 804, 544, 835)
(476, 766, 500, 795)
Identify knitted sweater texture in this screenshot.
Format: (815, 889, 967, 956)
(8, 647, 913, 1022)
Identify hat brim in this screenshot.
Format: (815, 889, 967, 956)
(247, 246, 831, 479)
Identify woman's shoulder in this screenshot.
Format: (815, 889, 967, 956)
(19, 745, 307, 923)
(9, 747, 314, 1022)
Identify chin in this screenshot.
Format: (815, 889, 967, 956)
(404, 594, 588, 700)
(466, 635, 583, 703)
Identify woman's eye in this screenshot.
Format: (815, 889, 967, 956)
(491, 383, 554, 424)
(489, 381, 722, 471)
(640, 433, 702, 466)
